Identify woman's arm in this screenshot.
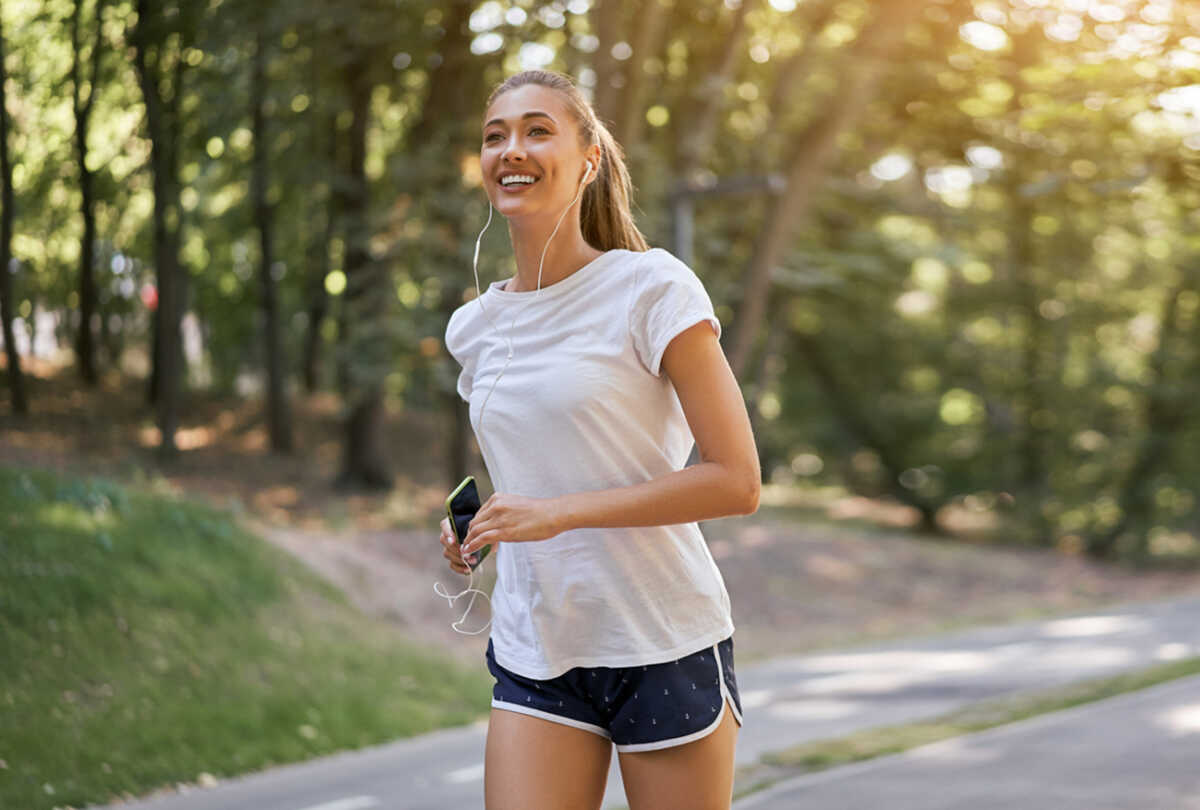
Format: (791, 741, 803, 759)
(558, 320, 760, 528)
(460, 322, 759, 555)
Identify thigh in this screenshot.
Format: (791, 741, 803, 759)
(485, 706, 614, 810)
(617, 696, 739, 810)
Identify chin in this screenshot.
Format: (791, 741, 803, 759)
(495, 200, 545, 219)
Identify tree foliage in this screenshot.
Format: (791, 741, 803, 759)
(1, 0, 1198, 560)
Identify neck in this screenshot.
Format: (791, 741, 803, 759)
(505, 218, 603, 293)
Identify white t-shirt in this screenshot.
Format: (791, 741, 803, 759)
(444, 246, 735, 680)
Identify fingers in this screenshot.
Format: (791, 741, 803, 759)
(463, 510, 495, 548)
(439, 521, 475, 575)
(463, 528, 490, 556)
(462, 519, 477, 548)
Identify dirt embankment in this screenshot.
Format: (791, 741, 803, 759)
(251, 511, 1200, 670)
(6, 367, 1200, 669)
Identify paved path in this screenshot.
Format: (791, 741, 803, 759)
(92, 593, 1200, 810)
(723, 591, 1200, 769)
(733, 673, 1200, 809)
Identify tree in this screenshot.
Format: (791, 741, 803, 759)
(726, 0, 928, 379)
(249, 4, 294, 453)
(0, 16, 26, 415)
(69, 0, 108, 386)
(130, 0, 199, 459)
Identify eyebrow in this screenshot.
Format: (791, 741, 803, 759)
(483, 111, 556, 131)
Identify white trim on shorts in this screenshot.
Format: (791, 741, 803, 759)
(491, 699, 613, 740)
(615, 641, 743, 753)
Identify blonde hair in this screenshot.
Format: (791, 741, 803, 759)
(485, 70, 650, 252)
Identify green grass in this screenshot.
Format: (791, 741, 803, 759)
(0, 465, 493, 810)
(731, 654, 1200, 802)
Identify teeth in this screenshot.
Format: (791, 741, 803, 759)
(501, 174, 537, 186)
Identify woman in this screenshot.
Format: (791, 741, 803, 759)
(438, 69, 760, 810)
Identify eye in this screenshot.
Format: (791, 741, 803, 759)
(483, 125, 549, 143)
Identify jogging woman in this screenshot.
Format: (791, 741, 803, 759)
(438, 69, 760, 810)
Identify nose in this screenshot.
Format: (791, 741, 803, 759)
(501, 137, 527, 164)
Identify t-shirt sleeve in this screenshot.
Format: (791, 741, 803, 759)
(444, 305, 475, 402)
(629, 249, 722, 377)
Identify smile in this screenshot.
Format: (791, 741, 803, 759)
(499, 174, 540, 192)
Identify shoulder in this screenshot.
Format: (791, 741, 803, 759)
(636, 247, 704, 280)
(445, 296, 485, 357)
(630, 247, 711, 300)
(632, 246, 682, 271)
(445, 299, 471, 339)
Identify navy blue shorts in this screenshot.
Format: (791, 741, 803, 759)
(485, 635, 744, 752)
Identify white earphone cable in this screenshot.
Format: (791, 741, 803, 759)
(433, 161, 594, 636)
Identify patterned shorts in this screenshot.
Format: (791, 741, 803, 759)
(485, 635, 744, 752)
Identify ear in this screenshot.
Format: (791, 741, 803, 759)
(585, 146, 602, 185)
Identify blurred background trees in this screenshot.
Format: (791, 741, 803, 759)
(1, 0, 1198, 563)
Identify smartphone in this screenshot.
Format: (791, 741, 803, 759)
(445, 476, 490, 571)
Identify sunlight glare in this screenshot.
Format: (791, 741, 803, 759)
(518, 42, 555, 69)
(1087, 3, 1125, 22)
(966, 144, 1004, 170)
(1158, 85, 1200, 118)
(470, 33, 503, 55)
(870, 154, 912, 181)
(925, 166, 974, 194)
(469, 1, 504, 32)
(770, 699, 864, 721)
(1040, 615, 1146, 638)
(960, 21, 1009, 51)
(1046, 13, 1083, 42)
(1155, 703, 1200, 737)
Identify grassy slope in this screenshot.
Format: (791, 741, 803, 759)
(0, 465, 493, 810)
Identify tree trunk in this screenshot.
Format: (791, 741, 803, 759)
(726, 0, 926, 378)
(335, 52, 392, 490)
(0, 18, 28, 415)
(251, 23, 294, 453)
(302, 111, 336, 394)
(1002, 30, 1050, 537)
(1088, 280, 1190, 559)
(745, 290, 785, 478)
(590, 0, 625, 124)
(611, 0, 672, 154)
(71, 0, 106, 387)
(756, 0, 839, 174)
(677, 0, 756, 179)
(132, 0, 183, 459)
(99, 298, 123, 370)
(793, 329, 943, 533)
(404, 0, 490, 491)
(1011, 189, 1045, 497)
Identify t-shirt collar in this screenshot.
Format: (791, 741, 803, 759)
(486, 249, 623, 301)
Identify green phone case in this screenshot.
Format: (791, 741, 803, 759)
(445, 476, 491, 569)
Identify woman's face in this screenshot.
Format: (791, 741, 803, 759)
(481, 84, 596, 221)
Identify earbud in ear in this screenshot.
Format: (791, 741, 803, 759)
(584, 160, 596, 179)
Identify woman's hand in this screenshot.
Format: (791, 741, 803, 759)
(439, 516, 474, 575)
(461, 493, 567, 557)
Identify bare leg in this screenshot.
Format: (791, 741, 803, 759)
(484, 707, 614, 810)
(617, 697, 740, 810)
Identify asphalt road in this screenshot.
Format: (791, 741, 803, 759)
(91, 593, 1200, 810)
(733, 673, 1200, 810)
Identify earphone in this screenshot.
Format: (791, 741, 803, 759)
(433, 157, 596, 635)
